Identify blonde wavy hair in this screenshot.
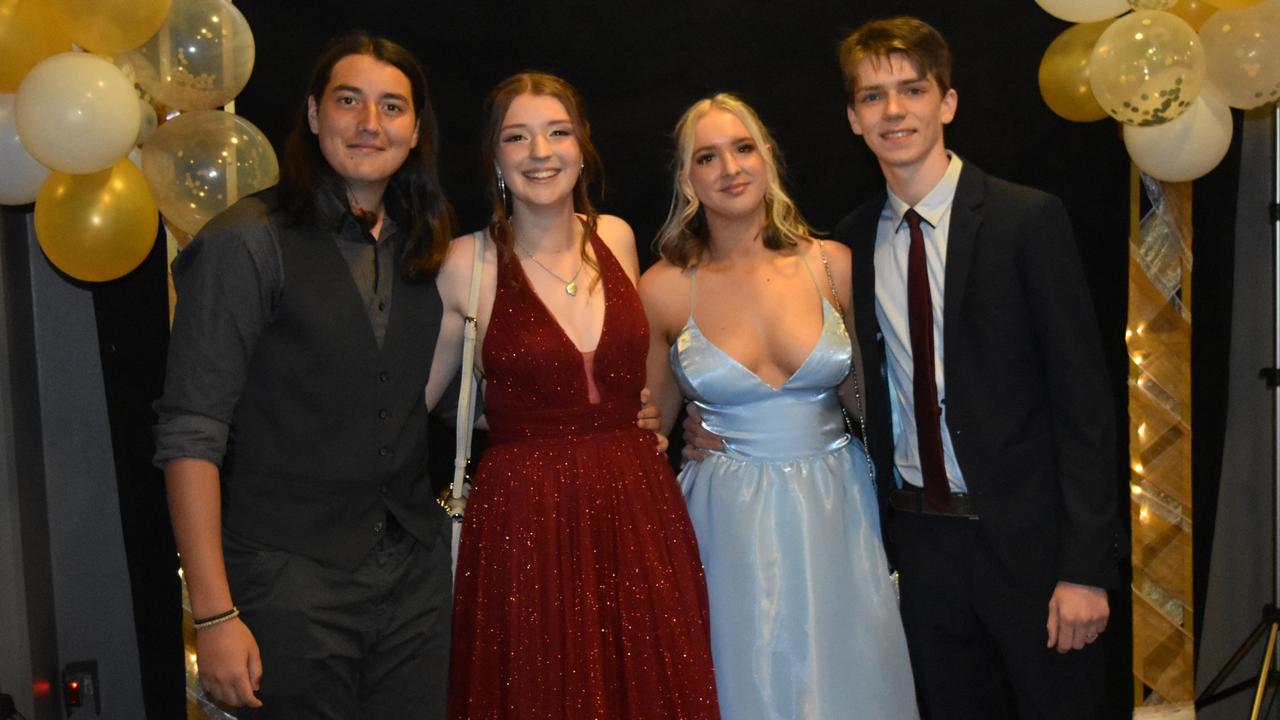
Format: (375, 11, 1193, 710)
(655, 93, 814, 268)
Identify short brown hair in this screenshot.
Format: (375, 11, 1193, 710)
(839, 17, 952, 102)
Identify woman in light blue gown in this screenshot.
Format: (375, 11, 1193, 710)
(639, 94, 918, 720)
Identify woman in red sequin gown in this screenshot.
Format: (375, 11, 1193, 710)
(425, 72, 720, 719)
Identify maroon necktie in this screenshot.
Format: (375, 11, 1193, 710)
(905, 209, 951, 512)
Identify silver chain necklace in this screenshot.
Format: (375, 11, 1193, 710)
(517, 241, 583, 296)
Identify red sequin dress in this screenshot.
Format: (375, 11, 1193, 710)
(447, 232, 720, 719)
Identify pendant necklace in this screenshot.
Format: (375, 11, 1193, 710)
(517, 239, 583, 297)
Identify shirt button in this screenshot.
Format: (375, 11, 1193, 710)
(379, 408, 390, 419)
(379, 484, 389, 494)
(379, 371, 391, 382)
(378, 446, 390, 457)
(373, 521, 385, 533)
(378, 301, 386, 311)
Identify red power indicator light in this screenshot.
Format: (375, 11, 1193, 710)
(65, 679, 81, 706)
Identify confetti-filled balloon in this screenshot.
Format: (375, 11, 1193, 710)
(141, 110, 278, 235)
(1089, 10, 1206, 125)
(117, 0, 255, 111)
(1200, 2, 1280, 108)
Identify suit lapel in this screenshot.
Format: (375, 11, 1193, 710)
(943, 163, 984, 358)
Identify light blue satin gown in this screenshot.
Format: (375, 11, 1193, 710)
(672, 263, 919, 720)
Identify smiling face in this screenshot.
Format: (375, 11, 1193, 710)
(846, 52, 956, 186)
(495, 93, 583, 212)
(684, 108, 769, 223)
(307, 53, 419, 203)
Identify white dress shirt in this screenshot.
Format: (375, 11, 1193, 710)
(873, 153, 968, 493)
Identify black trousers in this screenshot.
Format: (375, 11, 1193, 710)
(892, 511, 1105, 720)
(224, 517, 452, 720)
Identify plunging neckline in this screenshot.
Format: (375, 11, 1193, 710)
(506, 234, 610, 355)
(680, 298, 839, 392)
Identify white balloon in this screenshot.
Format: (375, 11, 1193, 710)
(15, 52, 141, 174)
(0, 94, 51, 205)
(1035, 0, 1131, 23)
(1123, 87, 1234, 181)
(136, 97, 158, 145)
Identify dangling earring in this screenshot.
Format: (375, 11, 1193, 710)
(496, 168, 506, 197)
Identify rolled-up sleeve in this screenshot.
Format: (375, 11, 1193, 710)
(153, 200, 281, 467)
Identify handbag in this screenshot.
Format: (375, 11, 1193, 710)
(444, 230, 486, 578)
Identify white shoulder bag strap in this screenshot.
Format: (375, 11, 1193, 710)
(448, 230, 485, 578)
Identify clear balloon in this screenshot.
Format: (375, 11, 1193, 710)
(1035, 0, 1131, 22)
(0, 93, 50, 205)
(116, 0, 255, 112)
(1168, 0, 1218, 29)
(15, 52, 141, 174)
(1089, 10, 1207, 125)
(47, 0, 169, 54)
(1123, 87, 1233, 180)
(1130, 0, 1177, 8)
(141, 110, 279, 236)
(34, 158, 159, 282)
(1200, 2, 1280, 109)
(1039, 21, 1113, 122)
(0, 0, 73, 92)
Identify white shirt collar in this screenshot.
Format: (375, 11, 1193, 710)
(885, 152, 964, 231)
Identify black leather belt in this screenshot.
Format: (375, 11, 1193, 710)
(889, 487, 980, 519)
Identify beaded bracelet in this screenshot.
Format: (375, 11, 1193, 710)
(192, 606, 240, 630)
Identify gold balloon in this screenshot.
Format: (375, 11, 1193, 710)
(1204, 0, 1263, 8)
(0, 0, 73, 92)
(35, 158, 159, 282)
(1039, 21, 1112, 122)
(1168, 0, 1218, 29)
(47, 0, 170, 54)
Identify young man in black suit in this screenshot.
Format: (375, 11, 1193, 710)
(836, 16, 1119, 718)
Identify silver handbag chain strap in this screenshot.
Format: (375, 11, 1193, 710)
(816, 240, 876, 484)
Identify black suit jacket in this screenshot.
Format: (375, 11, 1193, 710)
(836, 162, 1119, 594)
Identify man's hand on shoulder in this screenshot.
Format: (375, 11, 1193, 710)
(195, 618, 264, 708)
(1045, 581, 1109, 654)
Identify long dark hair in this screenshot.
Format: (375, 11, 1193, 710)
(280, 31, 454, 282)
(480, 72, 604, 287)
